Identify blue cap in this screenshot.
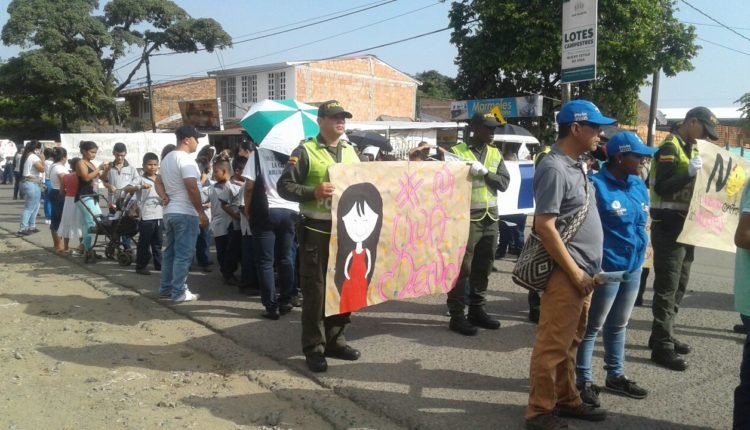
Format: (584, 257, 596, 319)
(605, 131, 658, 157)
(557, 100, 617, 126)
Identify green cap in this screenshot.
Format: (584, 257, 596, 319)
(684, 106, 719, 141)
(317, 100, 353, 118)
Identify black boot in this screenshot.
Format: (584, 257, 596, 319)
(467, 307, 501, 330)
(449, 315, 478, 336)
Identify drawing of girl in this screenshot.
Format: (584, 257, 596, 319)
(334, 182, 383, 313)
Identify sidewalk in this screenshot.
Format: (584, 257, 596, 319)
(0, 183, 740, 429)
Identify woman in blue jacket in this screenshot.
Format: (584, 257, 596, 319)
(576, 132, 656, 407)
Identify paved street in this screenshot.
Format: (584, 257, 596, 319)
(0, 183, 741, 429)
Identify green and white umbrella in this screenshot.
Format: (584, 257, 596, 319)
(240, 99, 319, 155)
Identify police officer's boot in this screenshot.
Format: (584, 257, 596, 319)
(467, 306, 501, 330)
(449, 314, 478, 336)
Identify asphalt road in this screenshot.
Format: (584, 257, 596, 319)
(0, 183, 742, 429)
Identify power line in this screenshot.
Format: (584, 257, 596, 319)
(697, 36, 750, 57)
(680, 0, 750, 43)
(682, 20, 750, 32)
(151, 0, 399, 57)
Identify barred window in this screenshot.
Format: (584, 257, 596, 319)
(267, 72, 286, 100)
(249, 75, 257, 103)
(241, 76, 249, 104)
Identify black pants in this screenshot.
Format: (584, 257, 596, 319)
(215, 226, 241, 279)
(136, 219, 162, 270)
(13, 172, 21, 199)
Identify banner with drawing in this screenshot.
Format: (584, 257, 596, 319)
(324, 162, 472, 316)
(677, 141, 750, 253)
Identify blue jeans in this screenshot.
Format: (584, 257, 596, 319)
(195, 225, 212, 267)
(252, 208, 296, 310)
(76, 197, 101, 251)
(43, 179, 53, 220)
(160, 213, 199, 299)
(576, 268, 642, 383)
(735, 314, 750, 429)
(19, 180, 42, 231)
(241, 234, 258, 289)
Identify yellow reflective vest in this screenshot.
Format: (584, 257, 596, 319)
(650, 135, 698, 211)
(452, 141, 503, 219)
(300, 137, 360, 220)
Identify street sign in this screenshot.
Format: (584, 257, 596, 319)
(561, 0, 598, 84)
(449, 96, 543, 121)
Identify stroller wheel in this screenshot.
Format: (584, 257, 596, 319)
(105, 244, 116, 260)
(117, 250, 133, 266)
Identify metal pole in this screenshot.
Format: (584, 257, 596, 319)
(646, 68, 661, 147)
(562, 83, 571, 103)
(145, 53, 156, 133)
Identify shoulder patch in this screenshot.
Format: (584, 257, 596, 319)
(658, 155, 675, 163)
(287, 156, 298, 166)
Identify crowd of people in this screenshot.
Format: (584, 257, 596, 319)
(8, 99, 749, 430)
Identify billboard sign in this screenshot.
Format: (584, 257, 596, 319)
(561, 0, 598, 84)
(450, 95, 543, 121)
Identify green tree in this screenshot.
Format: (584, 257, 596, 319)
(0, 0, 232, 131)
(414, 70, 457, 99)
(737, 92, 750, 133)
(449, 0, 698, 138)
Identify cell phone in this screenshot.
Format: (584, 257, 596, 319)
(218, 198, 228, 205)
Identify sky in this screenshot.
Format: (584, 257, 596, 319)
(0, 0, 748, 110)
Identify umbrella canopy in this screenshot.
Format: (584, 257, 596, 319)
(492, 123, 539, 145)
(347, 129, 393, 152)
(240, 99, 319, 155)
(494, 123, 535, 137)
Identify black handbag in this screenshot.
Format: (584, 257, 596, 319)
(512, 164, 590, 293)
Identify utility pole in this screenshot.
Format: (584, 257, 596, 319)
(562, 83, 571, 104)
(646, 68, 661, 147)
(145, 52, 156, 133)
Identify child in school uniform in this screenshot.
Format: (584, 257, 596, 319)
(195, 156, 214, 272)
(125, 152, 163, 275)
(209, 159, 242, 286)
(230, 156, 259, 294)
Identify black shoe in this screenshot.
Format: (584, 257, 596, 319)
(449, 315, 478, 336)
(735, 324, 748, 334)
(576, 381, 601, 408)
(467, 307, 501, 330)
(324, 345, 360, 361)
(305, 352, 327, 373)
(261, 309, 280, 320)
(650, 349, 688, 371)
(279, 303, 293, 315)
(289, 295, 302, 307)
(529, 307, 540, 324)
(135, 268, 151, 275)
(526, 413, 569, 430)
(556, 403, 607, 422)
(634, 297, 643, 307)
(648, 337, 690, 355)
(605, 376, 648, 399)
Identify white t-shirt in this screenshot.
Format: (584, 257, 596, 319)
(208, 181, 241, 237)
(242, 149, 299, 212)
(129, 175, 163, 221)
(22, 154, 43, 179)
(44, 159, 54, 181)
(160, 150, 200, 216)
(49, 163, 69, 190)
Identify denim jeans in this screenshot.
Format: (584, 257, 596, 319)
(253, 208, 296, 310)
(19, 180, 41, 231)
(43, 179, 53, 220)
(160, 213, 199, 299)
(576, 268, 643, 383)
(136, 219, 163, 270)
(76, 196, 101, 251)
(497, 214, 527, 255)
(735, 314, 750, 430)
(195, 225, 212, 267)
(241, 234, 258, 289)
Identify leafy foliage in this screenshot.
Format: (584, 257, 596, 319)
(449, 0, 698, 139)
(737, 92, 750, 133)
(414, 70, 457, 100)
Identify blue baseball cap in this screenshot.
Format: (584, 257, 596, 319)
(557, 100, 617, 126)
(605, 131, 658, 158)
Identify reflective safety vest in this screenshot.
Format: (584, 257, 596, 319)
(300, 137, 359, 220)
(452, 141, 503, 219)
(650, 135, 698, 211)
(534, 145, 551, 167)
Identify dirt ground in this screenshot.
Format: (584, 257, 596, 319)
(0, 237, 336, 430)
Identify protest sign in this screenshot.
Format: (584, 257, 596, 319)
(325, 162, 472, 316)
(677, 141, 750, 253)
(60, 133, 209, 166)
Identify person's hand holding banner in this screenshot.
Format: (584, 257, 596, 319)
(469, 161, 489, 176)
(688, 155, 703, 177)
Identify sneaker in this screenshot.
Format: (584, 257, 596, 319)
(173, 289, 200, 303)
(45, 219, 51, 225)
(16, 230, 27, 237)
(556, 403, 607, 422)
(279, 303, 293, 315)
(605, 376, 648, 399)
(576, 381, 601, 407)
(289, 295, 302, 307)
(467, 307, 501, 330)
(261, 309, 280, 320)
(526, 413, 569, 430)
(449, 315, 478, 336)
(27, 228, 39, 234)
(650, 349, 688, 371)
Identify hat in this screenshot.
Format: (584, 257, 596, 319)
(557, 100, 617, 126)
(361, 146, 380, 158)
(175, 125, 206, 140)
(684, 106, 719, 140)
(470, 112, 501, 128)
(317, 100, 353, 118)
(605, 131, 658, 158)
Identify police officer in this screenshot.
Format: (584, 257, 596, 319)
(447, 112, 510, 335)
(277, 100, 361, 373)
(649, 106, 719, 371)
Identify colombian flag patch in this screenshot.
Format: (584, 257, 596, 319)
(287, 156, 298, 166)
(658, 155, 675, 163)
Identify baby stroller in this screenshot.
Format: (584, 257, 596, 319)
(80, 193, 140, 266)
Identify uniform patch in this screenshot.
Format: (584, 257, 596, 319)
(287, 156, 298, 166)
(658, 155, 675, 163)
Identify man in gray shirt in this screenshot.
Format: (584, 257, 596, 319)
(525, 100, 613, 430)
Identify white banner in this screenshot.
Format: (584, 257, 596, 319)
(59, 133, 209, 166)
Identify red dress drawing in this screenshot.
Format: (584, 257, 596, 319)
(339, 249, 369, 313)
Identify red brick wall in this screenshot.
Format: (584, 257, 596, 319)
(124, 78, 216, 126)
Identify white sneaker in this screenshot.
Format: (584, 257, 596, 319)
(173, 289, 199, 303)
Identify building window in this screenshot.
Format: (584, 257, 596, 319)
(241, 74, 257, 104)
(268, 71, 286, 100)
(250, 75, 257, 103)
(241, 76, 248, 104)
(141, 96, 150, 116)
(219, 77, 236, 118)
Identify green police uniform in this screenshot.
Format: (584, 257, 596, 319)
(447, 139, 510, 318)
(649, 134, 698, 352)
(277, 135, 360, 356)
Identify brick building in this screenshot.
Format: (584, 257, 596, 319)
(208, 55, 419, 121)
(120, 77, 216, 129)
